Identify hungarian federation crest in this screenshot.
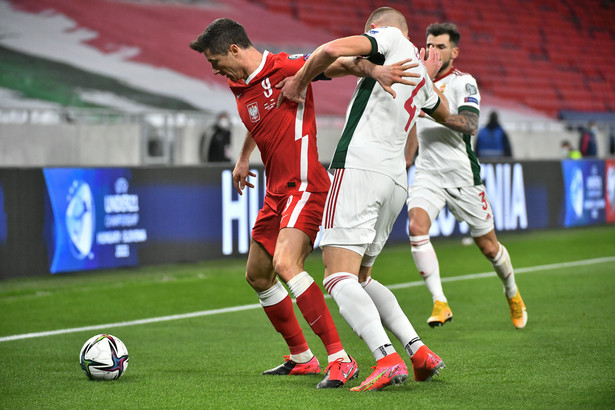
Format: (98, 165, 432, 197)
(247, 102, 260, 123)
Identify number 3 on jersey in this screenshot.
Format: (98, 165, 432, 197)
(479, 191, 488, 210)
(262, 77, 273, 98)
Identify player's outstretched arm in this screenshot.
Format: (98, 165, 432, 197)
(333, 58, 422, 99)
(276, 35, 373, 107)
(232, 131, 256, 195)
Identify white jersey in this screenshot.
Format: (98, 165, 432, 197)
(330, 26, 441, 188)
(415, 68, 482, 187)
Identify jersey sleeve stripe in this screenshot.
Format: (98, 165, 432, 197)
(361, 34, 378, 57)
(458, 106, 479, 115)
(422, 96, 441, 115)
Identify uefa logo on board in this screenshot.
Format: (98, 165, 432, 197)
(65, 180, 95, 260)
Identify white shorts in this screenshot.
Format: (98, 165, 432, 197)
(320, 168, 407, 264)
(407, 181, 495, 237)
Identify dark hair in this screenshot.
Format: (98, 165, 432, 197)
(426, 22, 460, 46)
(487, 111, 500, 129)
(189, 18, 252, 55)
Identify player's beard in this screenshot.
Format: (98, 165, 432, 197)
(437, 58, 452, 77)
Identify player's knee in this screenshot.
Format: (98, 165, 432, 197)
(408, 218, 429, 237)
(245, 270, 275, 292)
(272, 255, 294, 279)
(478, 240, 499, 260)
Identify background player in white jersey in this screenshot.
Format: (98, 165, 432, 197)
(278, 7, 450, 391)
(406, 22, 527, 329)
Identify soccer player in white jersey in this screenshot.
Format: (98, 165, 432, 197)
(278, 7, 450, 391)
(406, 22, 528, 329)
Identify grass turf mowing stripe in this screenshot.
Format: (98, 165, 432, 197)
(1, 255, 613, 343)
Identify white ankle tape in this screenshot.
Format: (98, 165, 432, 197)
(257, 281, 288, 307)
(287, 271, 314, 298)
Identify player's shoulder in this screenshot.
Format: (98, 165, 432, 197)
(450, 68, 476, 81)
(448, 68, 479, 93)
(366, 25, 405, 40)
(271, 51, 310, 73)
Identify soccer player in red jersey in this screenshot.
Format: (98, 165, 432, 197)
(189, 18, 359, 389)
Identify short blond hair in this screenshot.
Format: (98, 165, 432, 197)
(364, 7, 408, 34)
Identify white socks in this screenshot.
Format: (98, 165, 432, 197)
(286, 271, 313, 298)
(361, 277, 423, 357)
(490, 243, 517, 298)
(291, 349, 314, 364)
(410, 235, 447, 303)
(324, 273, 394, 361)
(256, 280, 288, 307)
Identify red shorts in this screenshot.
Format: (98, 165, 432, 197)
(251, 190, 326, 256)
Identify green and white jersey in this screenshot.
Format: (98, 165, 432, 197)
(330, 26, 440, 188)
(415, 68, 482, 188)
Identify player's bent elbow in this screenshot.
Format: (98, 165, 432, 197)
(321, 42, 343, 60)
(431, 106, 450, 124)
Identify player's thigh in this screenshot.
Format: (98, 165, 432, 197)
(320, 169, 389, 255)
(407, 182, 447, 224)
(363, 182, 407, 266)
(251, 194, 280, 257)
(446, 185, 495, 237)
(273, 227, 313, 281)
(279, 190, 326, 248)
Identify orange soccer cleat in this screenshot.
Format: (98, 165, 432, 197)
(427, 300, 453, 327)
(411, 345, 445, 381)
(350, 353, 408, 392)
(507, 290, 528, 329)
(316, 356, 359, 389)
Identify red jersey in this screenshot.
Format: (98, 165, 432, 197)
(229, 51, 330, 194)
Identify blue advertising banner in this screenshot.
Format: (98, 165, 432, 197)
(561, 160, 606, 227)
(1, 159, 600, 278)
(44, 168, 144, 273)
(43, 167, 229, 273)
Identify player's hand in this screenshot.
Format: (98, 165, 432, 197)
(275, 76, 306, 108)
(373, 59, 420, 99)
(232, 160, 256, 195)
(421, 45, 442, 81)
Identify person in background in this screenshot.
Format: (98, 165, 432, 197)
(475, 111, 512, 159)
(201, 112, 232, 163)
(561, 140, 582, 159)
(406, 22, 527, 330)
(579, 121, 598, 157)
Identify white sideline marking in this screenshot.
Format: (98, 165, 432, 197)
(1, 256, 613, 343)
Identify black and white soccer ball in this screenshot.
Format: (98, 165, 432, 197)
(79, 334, 129, 380)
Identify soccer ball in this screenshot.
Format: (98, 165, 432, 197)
(79, 334, 129, 380)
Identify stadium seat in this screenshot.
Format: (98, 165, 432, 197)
(10, 0, 615, 117)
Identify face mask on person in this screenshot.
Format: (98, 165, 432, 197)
(218, 117, 231, 130)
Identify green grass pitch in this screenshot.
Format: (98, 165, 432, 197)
(1, 225, 614, 408)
